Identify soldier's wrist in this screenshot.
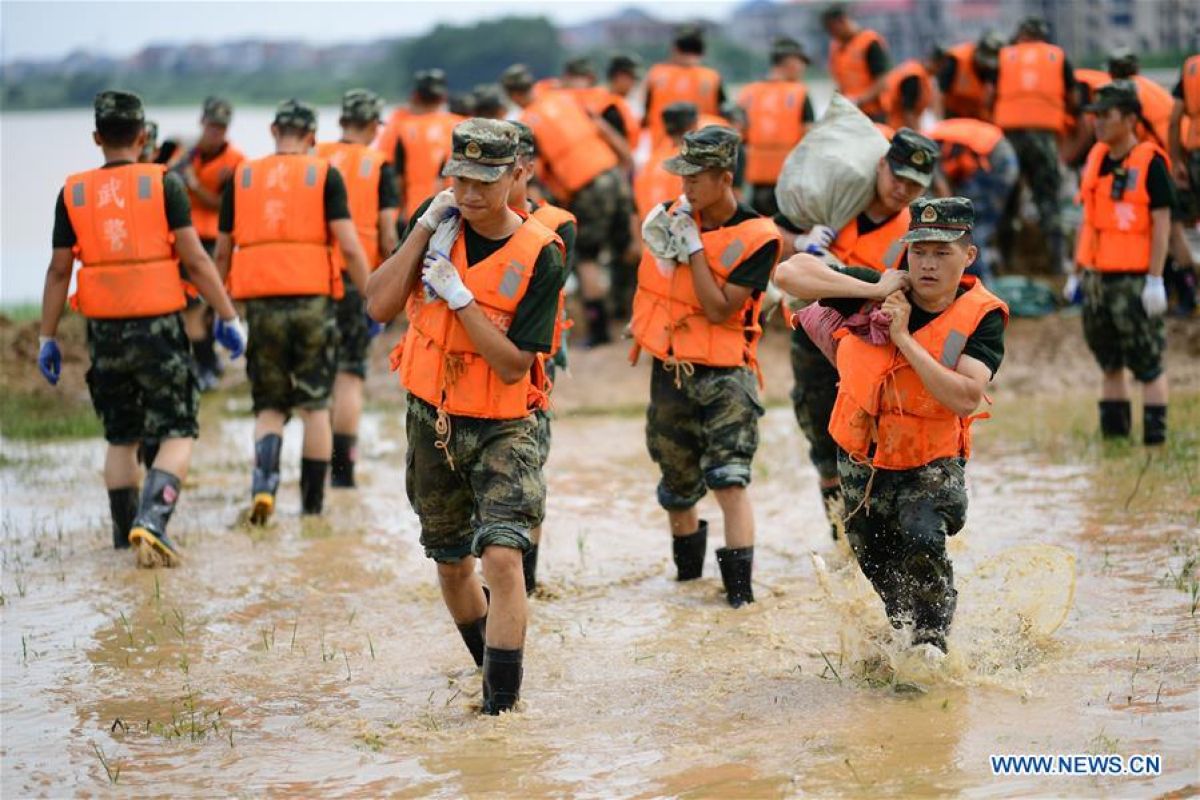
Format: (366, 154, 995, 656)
(38, 335, 56, 348)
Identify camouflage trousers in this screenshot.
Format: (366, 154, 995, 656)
(570, 167, 632, 263)
(86, 313, 199, 444)
(646, 360, 764, 510)
(954, 137, 1020, 281)
(335, 280, 370, 378)
(1003, 129, 1064, 263)
(838, 451, 968, 645)
(405, 396, 544, 563)
(1175, 150, 1200, 223)
(1081, 271, 1166, 382)
(245, 295, 337, 414)
(790, 328, 840, 482)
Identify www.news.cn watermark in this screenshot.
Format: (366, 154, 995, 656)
(991, 754, 1162, 776)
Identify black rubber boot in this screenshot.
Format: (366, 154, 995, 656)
(820, 484, 844, 541)
(137, 439, 160, 469)
(715, 546, 755, 608)
(250, 434, 282, 524)
(522, 544, 539, 596)
(330, 433, 357, 488)
(457, 615, 488, 668)
(481, 647, 523, 715)
(108, 487, 139, 550)
(582, 300, 611, 348)
(129, 468, 183, 568)
(1098, 400, 1132, 439)
(1143, 404, 1167, 446)
(672, 520, 708, 581)
(299, 458, 329, 515)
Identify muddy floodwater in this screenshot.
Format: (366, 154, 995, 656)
(2, 337, 1198, 797)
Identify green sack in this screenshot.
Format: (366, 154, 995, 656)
(987, 275, 1058, 318)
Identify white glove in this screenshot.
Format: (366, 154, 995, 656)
(794, 224, 836, 255)
(1141, 274, 1168, 317)
(641, 203, 669, 243)
(1062, 273, 1080, 303)
(421, 250, 474, 310)
(417, 189, 459, 232)
(669, 210, 704, 256)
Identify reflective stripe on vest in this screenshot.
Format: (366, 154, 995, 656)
(994, 42, 1067, 133)
(63, 163, 186, 319)
(189, 144, 244, 240)
(630, 209, 781, 369)
(881, 60, 933, 130)
(830, 209, 911, 273)
(398, 215, 563, 419)
(315, 141, 385, 269)
(397, 111, 464, 217)
(944, 43, 988, 120)
(522, 93, 619, 196)
(829, 29, 886, 115)
(229, 154, 340, 300)
(739, 81, 808, 185)
(1074, 140, 1163, 273)
(645, 63, 722, 149)
(829, 277, 1010, 470)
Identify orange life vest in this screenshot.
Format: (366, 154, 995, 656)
(187, 143, 244, 241)
(375, 107, 408, 165)
(63, 163, 187, 319)
(927, 117, 1005, 183)
(1183, 54, 1200, 150)
(630, 206, 780, 372)
(522, 92, 619, 198)
(396, 215, 563, 420)
(881, 60, 933, 130)
(634, 143, 684, 219)
(228, 154, 341, 300)
(830, 208, 911, 272)
(532, 78, 562, 100)
(1131, 74, 1173, 150)
(994, 41, 1068, 133)
(568, 86, 642, 152)
(943, 43, 990, 120)
(1065, 68, 1112, 141)
(829, 29, 887, 116)
(397, 111, 465, 217)
(645, 63, 723, 149)
(1075, 140, 1164, 273)
(828, 276, 1009, 470)
(739, 80, 808, 185)
(314, 141, 386, 270)
(531, 202, 575, 361)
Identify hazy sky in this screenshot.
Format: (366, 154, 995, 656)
(1, 0, 746, 62)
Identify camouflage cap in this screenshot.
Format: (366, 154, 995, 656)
(663, 125, 740, 176)
(442, 118, 518, 182)
(340, 88, 384, 123)
(886, 128, 939, 188)
(414, 68, 448, 98)
(448, 92, 477, 117)
(564, 57, 595, 78)
(900, 197, 975, 243)
(273, 99, 318, 132)
(662, 101, 699, 136)
(511, 120, 537, 157)
(1015, 15, 1049, 40)
(471, 83, 507, 117)
(1106, 46, 1138, 78)
(500, 63, 534, 91)
(202, 95, 233, 125)
(974, 31, 1004, 68)
(608, 53, 642, 78)
(771, 37, 810, 64)
(94, 90, 144, 124)
(1084, 79, 1142, 115)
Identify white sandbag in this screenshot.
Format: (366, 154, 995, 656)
(775, 94, 890, 232)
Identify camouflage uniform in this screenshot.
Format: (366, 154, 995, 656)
(245, 296, 337, 413)
(790, 331, 841, 481)
(1081, 271, 1165, 382)
(570, 167, 631, 264)
(86, 314, 199, 444)
(1002, 129, 1064, 264)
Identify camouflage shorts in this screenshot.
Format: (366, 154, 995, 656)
(335, 280, 370, 378)
(646, 360, 764, 510)
(790, 328, 840, 482)
(533, 407, 552, 469)
(85, 314, 199, 444)
(1081, 271, 1166, 383)
(838, 451, 967, 639)
(245, 295, 337, 414)
(405, 396, 545, 563)
(570, 167, 632, 262)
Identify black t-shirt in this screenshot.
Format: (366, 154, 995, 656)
(530, 200, 578, 274)
(1173, 78, 1183, 99)
(393, 138, 407, 174)
(218, 162, 351, 234)
(601, 105, 627, 140)
(666, 201, 779, 291)
(937, 57, 997, 93)
(1099, 150, 1173, 210)
(899, 75, 923, 109)
(819, 265, 1005, 377)
(404, 197, 567, 353)
(865, 40, 890, 79)
(52, 160, 192, 248)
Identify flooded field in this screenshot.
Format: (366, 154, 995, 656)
(2, 318, 1198, 797)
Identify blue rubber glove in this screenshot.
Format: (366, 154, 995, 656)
(213, 316, 248, 359)
(365, 312, 385, 339)
(38, 337, 61, 385)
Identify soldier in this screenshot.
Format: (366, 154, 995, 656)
(775, 197, 1009, 658)
(1170, 53, 1200, 224)
(775, 129, 938, 540)
(604, 54, 644, 153)
(738, 37, 815, 216)
(178, 97, 244, 390)
(933, 32, 1002, 122)
(630, 126, 782, 607)
(389, 70, 465, 222)
(38, 90, 245, 567)
(1071, 82, 1173, 445)
(365, 119, 567, 714)
(314, 89, 401, 487)
(879, 52, 935, 132)
(471, 84, 508, 120)
(215, 100, 370, 523)
(992, 16, 1077, 272)
(644, 25, 725, 150)
(822, 3, 891, 121)
(635, 102, 698, 220)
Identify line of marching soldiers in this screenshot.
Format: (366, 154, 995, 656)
(36, 12, 1198, 714)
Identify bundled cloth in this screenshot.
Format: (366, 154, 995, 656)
(794, 302, 891, 365)
(640, 197, 695, 264)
